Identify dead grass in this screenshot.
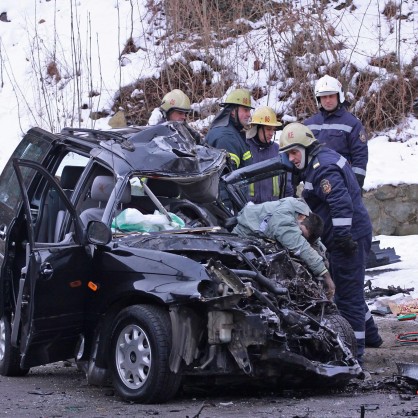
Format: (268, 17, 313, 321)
(112, 0, 418, 135)
(112, 57, 232, 125)
(46, 60, 61, 83)
(354, 73, 415, 133)
(382, 1, 399, 19)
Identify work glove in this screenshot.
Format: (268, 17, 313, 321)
(355, 173, 365, 188)
(320, 271, 335, 301)
(334, 235, 358, 256)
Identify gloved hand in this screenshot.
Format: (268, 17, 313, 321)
(334, 235, 358, 256)
(321, 271, 335, 301)
(355, 173, 365, 188)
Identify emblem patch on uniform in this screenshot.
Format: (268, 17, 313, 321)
(320, 179, 332, 194)
(359, 130, 367, 143)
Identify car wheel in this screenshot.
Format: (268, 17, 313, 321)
(324, 314, 358, 358)
(0, 316, 29, 376)
(110, 305, 182, 403)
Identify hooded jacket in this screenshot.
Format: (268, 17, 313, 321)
(233, 197, 328, 277)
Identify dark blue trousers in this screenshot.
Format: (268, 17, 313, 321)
(329, 232, 380, 365)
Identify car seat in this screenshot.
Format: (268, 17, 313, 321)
(79, 176, 131, 227)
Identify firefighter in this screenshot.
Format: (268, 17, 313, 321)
(280, 122, 382, 366)
(304, 75, 368, 189)
(149, 89, 202, 144)
(246, 106, 293, 203)
(205, 88, 254, 170)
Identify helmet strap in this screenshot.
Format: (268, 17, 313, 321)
(256, 126, 272, 147)
(230, 106, 244, 131)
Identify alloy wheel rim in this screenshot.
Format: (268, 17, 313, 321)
(115, 324, 151, 389)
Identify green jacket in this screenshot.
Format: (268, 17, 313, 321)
(233, 197, 328, 277)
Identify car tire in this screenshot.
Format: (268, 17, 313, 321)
(0, 316, 30, 376)
(109, 305, 182, 403)
(323, 313, 358, 358)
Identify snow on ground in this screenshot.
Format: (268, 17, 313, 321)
(366, 235, 418, 301)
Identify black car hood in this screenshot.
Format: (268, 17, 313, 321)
(117, 230, 261, 256)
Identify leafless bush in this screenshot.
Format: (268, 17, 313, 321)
(382, 1, 399, 19)
(46, 60, 62, 82)
(354, 72, 415, 133)
(112, 54, 232, 126)
(6, 0, 416, 138)
(163, 0, 278, 39)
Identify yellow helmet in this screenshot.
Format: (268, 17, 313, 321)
(160, 89, 191, 113)
(280, 123, 316, 151)
(250, 106, 282, 127)
(221, 88, 254, 109)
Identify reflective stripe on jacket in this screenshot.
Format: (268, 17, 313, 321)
(246, 137, 293, 203)
(206, 120, 253, 169)
(300, 146, 372, 249)
(304, 106, 368, 178)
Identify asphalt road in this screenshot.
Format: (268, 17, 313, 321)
(2, 360, 418, 418)
(2, 317, 418, 417)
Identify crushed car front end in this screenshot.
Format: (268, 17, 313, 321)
(106, 231, 362, 388)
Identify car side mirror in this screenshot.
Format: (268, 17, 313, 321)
(86, 221, 112, 245)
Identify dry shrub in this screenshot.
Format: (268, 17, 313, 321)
(270, 3, 345, 82)
(46, 60, 61, 82)
(164, 0, 275, 29)
(292, 81, 318, 121)
(369, 53, 399, 72)
(382, 1, 398, 19)
(111, 0, 417, 136)
(163, 0, 282, 42)
(112, 56, 232, 126)
(354, 73, 415, 134)
(120, 37, 139, 56)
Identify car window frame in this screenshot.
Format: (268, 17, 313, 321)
(13, 158, 85, 248)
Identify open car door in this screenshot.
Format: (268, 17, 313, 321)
(12, 158, 92, 369)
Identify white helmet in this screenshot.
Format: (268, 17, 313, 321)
(314, 75, 345, 107)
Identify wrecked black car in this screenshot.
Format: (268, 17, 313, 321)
(0, 122, 361, 404)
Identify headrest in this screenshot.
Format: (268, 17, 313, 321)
(60, 166, 84, 190)
(146, 178, 179, 198)
(91, 176, 131, 203)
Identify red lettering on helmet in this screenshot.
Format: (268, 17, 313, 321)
(288, 132, 294, 138)
(265, 116, 270, 122)
(169, 99, 176, 105)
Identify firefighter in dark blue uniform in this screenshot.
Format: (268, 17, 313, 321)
(205, 89, 254, 210)
(205, 88, 253, 169)
(246, 106, 293, 203)
(304, 75, 368, 189)
(280, 122, 381, 366)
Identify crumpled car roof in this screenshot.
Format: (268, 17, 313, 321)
(120, 123, 226, 179)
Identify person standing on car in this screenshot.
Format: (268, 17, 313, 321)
(279, 122, 382, 366)
(246, 106, 293, 203)
(233, 197, 335, 300)
(303, 75, 368, 189)
(205, 88, 254, 170)
(148, 89, 202, 144)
